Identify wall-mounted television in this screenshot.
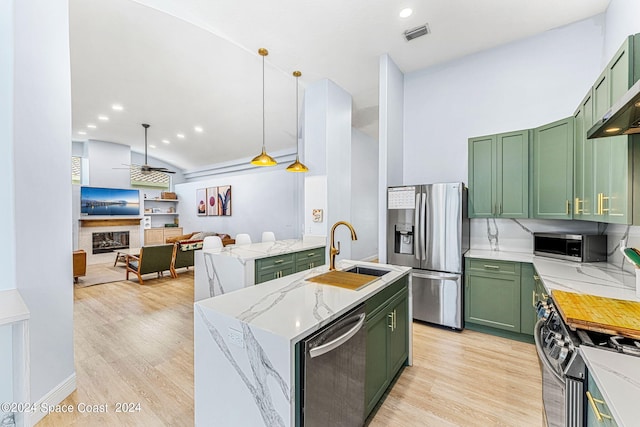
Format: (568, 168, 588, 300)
(80, 186, 140, 216)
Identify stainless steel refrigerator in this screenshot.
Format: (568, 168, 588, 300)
(387, 183, 469, 329)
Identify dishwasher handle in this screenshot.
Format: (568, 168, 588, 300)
(309, 313, 366, 359)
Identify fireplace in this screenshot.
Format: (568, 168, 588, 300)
(92, 231, 130, 254)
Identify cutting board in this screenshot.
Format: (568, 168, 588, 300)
(306, 270, 377, 291)
(552, 290, 640, 339)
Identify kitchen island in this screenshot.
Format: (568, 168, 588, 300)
(194, 236, 326, 301)
(466, 249, 640, 426)
(194, 259, 412, 426)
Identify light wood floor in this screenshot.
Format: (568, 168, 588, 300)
(38, 271, 542, 426)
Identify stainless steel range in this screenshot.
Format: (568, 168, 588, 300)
(535, 297, 640, 427)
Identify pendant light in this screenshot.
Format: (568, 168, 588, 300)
(286, 71, 309, 173)
(251, 48, 277, 166)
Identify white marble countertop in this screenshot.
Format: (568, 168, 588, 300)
(580, 346, 640, 427)
(466, 248, 640, 425)
(195, 259, 411, 344)
(201, 237, 326, 262)
(465, 249, 639, 302)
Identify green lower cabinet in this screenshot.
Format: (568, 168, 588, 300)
(255, 247, 326, 284)
(294, 248, 326, 272)
(532, 117, 574, 220)
(465, 259, 536, 340)
(465, 267, 521, 332)
(519, 263, 537, 336)
(364, 279, 409, 417)
(586, 371, 619, 427)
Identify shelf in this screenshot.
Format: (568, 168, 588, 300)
(144, 213, 178, 216)
(144, 199, 179, 203)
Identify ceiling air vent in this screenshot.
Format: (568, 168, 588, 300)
(404, 24, 430, 41)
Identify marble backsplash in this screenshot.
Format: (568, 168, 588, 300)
(470, 218, 640, 274)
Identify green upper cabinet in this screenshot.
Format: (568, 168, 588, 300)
(468, 130, 529, 218)
(574, 91, 596, 220)
(532, 117, 574, 220)
(588, 34, 640, 224)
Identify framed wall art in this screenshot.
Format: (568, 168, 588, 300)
(206, 187, 218, 216)
(196, 188, 207, 216)
(217, 185, 232, 216)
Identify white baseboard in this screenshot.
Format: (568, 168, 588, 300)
(27, 372, 76, 426)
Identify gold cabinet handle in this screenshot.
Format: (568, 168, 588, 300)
(533, 275, 540, 281)
(393, 309, 397, 330)
(483, 264, 500, 270)
(307, 253, 315, 257)
(586, 391, 612, 421)
(387, 312, 394, 330)
(566, 200, 570, 215)
(274, 259, 284, 264)
(532, 290, 537, 308)
(597, 193, 606, 215)
(575, 197, 583, 214)
(601, 194, 610, 213)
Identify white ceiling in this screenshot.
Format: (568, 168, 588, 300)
(70, 0, 611, 171)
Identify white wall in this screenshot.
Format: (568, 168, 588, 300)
(351, 128, 378, 261)
(603, 0, 640, 63)
(302, 79, 354, 261)
(13, 0, 75, 422)
(174, 168, 300, 243)
(403, 15, 606, 185)
(378, 54, 405, 262)
(86, 140, 132, 188)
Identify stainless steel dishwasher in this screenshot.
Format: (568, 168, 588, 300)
(300, 303, 366, 427)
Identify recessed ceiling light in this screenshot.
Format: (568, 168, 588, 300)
(162, 139, 170, 144)
(399, 8, 413, 18)
(194, 126, 203, 133)
(98, 115, 109, 121)
(177, 133, 185, 139)
(149, 144, 156, 149)
(77, 131, 87, 135)
(87, 124, 96, 129)
(112, 104, 123, 111)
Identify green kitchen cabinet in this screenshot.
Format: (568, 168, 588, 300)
(465, 258, 537, 339)
(468, 130, 529, 218)
(574, 91, 596, 220)
(519, 263, 537, 336)
(465, 259, 521, 332)
(364, 276, 409, 417)
(532, 117, 574, 220)
(586, 370, 619, 427)
(255, 247, 326, 284)
(294, 248, 326, 272)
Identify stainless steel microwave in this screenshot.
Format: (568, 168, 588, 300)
(533, 233, 607, 262)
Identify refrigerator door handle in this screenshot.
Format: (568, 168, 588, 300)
(413, 272, 460, 281)
(414, 192, 421, 261)
(420, 192, 427, 261)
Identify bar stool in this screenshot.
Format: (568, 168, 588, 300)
(203, 236, 223, 249)
(235, 233, 252, 245)
(261, 231, 276, 242)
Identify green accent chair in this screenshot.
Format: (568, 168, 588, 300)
(170, 242, 202, 278)
(125, 244, 174, 285)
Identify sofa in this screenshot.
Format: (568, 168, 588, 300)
(165, 231, 234, 246)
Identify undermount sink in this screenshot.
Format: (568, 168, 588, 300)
(343, 265, 391, 277)
(306, 265, 391, 291)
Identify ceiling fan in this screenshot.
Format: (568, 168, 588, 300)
(119, 123, 176, 174)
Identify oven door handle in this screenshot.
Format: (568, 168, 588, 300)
(533, 319, 564, 385)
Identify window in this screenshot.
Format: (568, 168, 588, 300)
(130, 169, 170, 189)
(72, 156, 81, 184)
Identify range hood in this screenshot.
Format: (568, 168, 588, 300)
(587, 78, 640, 139)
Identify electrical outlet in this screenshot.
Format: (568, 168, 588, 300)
(228, 327, 244, 348)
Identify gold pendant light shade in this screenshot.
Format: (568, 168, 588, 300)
(286, 70, 309, 173)
(251, 48, 277, 167)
